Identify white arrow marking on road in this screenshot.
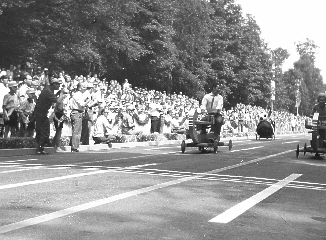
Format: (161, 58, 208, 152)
(208, 173, 301, 223)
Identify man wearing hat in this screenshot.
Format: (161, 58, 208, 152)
(200, 85, 224, 140)
(18, 88, 36, 137)
(2, 81, 20, 138)
(33, 77, 63, 154)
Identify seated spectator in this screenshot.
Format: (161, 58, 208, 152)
(92, 108, 116, 146)
(121, 105, 136, 135)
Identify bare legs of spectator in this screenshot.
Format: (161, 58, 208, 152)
(52, 127, 63, 152)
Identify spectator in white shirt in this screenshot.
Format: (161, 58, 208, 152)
(92, 108, 116, 147)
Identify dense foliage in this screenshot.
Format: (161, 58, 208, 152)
(0, 0, 323, 113)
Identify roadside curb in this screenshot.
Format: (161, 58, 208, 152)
(0, 137, 246, 157)
(0, 133, 306, 157)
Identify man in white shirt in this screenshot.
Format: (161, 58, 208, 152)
(200, 85, 224, 140)
(149, 95, 162, 133)
(70, 82, 91, 152)
(92, 108, 116, 147)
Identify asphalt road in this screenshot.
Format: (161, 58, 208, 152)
(0, 133, 325, 240)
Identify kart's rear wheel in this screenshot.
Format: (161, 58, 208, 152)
(303, 143, 307, 155)
(229, 140, 233, 151)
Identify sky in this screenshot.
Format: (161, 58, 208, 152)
(235, 0, 326, 82)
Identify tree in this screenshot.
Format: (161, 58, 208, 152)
(294, 39, 323, 115)
(208, 0, 273, 108)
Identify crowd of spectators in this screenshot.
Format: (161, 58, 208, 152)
(0, 64, 307, 149)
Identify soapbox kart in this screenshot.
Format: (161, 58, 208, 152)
(181, 110, 232, 154)
(296, 113, 326, 158)
(255, 119, 275, 140)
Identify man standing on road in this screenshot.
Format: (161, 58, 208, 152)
(34, 78, 62, 154)
(70, 82, 91, 152)
(200, 85, 224, 140)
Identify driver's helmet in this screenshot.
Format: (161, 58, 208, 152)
(317, 93, 326, 103)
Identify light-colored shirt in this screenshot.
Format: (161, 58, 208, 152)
(149, 103, 162, 117)
(201, 93, 223, 113)
(93, 114, 112, 137)
(70, 91, 89, 111)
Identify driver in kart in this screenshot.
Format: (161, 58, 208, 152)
(311, 93, 326, 147)
(200, 85, 224, 141)
(312, 93, 326, 116)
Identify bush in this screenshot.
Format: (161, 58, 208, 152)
(0, 133, 187, 149)
(0, 137, 38, 149)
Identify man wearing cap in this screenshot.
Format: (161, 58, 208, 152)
(18, 88, 36, 137)
(2, 81, 20, 138)
(33, 77, 62, 154)
(200, 85, 224, 140)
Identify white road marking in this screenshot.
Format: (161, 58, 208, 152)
(282, 141, 299, 144)
(208, 174, 301, 223)
(145, 147, 176, 150)
(0, 149, 294, 233)
(230, 146, 263, 152)
(0, 170, 111, 190)
(0, 162, 21, 165)
(0, 168, 40, 174)
(292, 161, 326, 167)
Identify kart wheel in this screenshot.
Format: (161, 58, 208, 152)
(213, 140, 218, 154)
(303, 143, 307, 155)
(229, 140, 233, 151)
(296, 144, 299, 158)
(181, 140, 186, 153)
(255, 134, 257, 140)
